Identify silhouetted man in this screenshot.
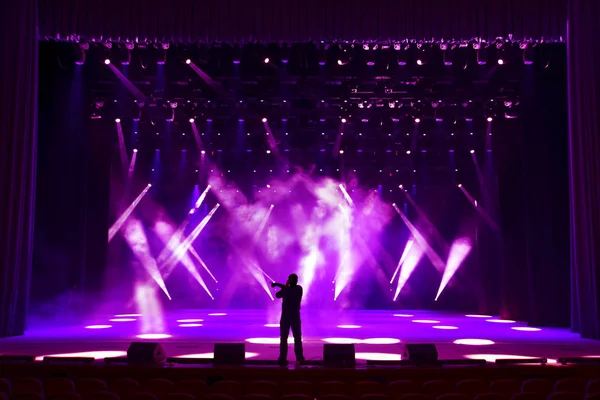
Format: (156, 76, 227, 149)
(272, 274, 305, 365)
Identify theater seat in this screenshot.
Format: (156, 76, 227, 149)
(281, 395, 311, 400)
(361, 394, 389, 400)
(355, 383, 386, 397)
(128, 392, 158, 400)
(555, 381, 586, 395)
(0, 379, 12, 396)
(13, 379, 43, 395)
(437, 394, 470, 400)
(173, 381, 207, 398)
(77, 380, 108, 395)
(587, 381, 600, 395)
(547, 392, 584, 400)
(389, 381, 420, 397)
(211, 382, 242, 399)
(143, 380, 174, 399)
(245, 382, 279, 398)
(423, 382, 453, 398)
(318, 383, 350, 397)
(474, 393, 507, 400)
(204, 394, 236, 400)
(456, 381, 487, 397)
(281, 382, 312, 397)
(511, 392, 543, 400)
(86, 392, 120, 400)
(521, 381, 552, 397)
(398, 394, 430, 400)
(490, 381, 520, 398)
(45, 379, 75, 395)
(242, 394, 273, 400)
(1, 392, 8, 400)
(47, 393, 82, 400)
(110, 380, 140, 397)
(165, 394, 195, 400)
(586, 394, 600, 400)
(10, 394, 44, 400)
(320, 395, 352, 400)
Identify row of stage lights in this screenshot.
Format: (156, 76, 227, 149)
(78, 39, 557, 68)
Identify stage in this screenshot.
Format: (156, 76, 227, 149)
(1, 310, 599, 364)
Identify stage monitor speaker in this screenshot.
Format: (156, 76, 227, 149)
(214, 343, 246, 365)
(323, 344, 356, 367)
(403, 343, 438, 364)
(127, 342, 166, 364)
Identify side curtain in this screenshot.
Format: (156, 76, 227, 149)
(567, 0, 600, 339)
(0, 0, 39, 337)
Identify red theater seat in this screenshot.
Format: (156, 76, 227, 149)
(204, 395, 236, 400)
(77, 380, 108, 396)
(320, 395, 352, 400)
(361, 394, 389, 400)
(547, 392, 584, 400)
(281, 382, 313, 397)
(173, 381, 207, 398)
(242, 394, 273, 400)
(211, 382, 242, 399)
(282, 395, 311, 400)
(555, 381, 586, 395)
(521, 381, 552, 397)
(437, 394, 470, 400)
(456, 381, 487, 397)
(474, 393, 508, 400)
(10, 394, 44, 400)
(13, 379, 43, 395)
(165, 395, 194, 400)
(398, 394, 430, 400)
(143, 380, 174, 399)
(128, 393, 158, 400)
(389, 381, 421, 397)
(86, 392, 120, 400)
(318, 383, 350, 397)
(355, 383, 386, 397)
(586, 394, 600, 400)
(47, 393, 82, 400)
(110, 380, 140, 397)
(0, 379, 12, 396)
(245, 382, 279, 398)
(1, 393, 8, 400)
(511, 393, 543, 400)
(423, 382, 453, 397)
(587, 381, 600, 395)
(45, 379, 75, 395)
(490, 381, 521, 398)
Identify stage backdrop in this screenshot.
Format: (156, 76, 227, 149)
(39, 0, 566, 42)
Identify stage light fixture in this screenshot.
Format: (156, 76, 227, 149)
(264, 57, 270, 64)
(133, 149, 138, 153)
(104, 59, 111, 65)
(262, 117, 267, 122)
(115, 118, 121, 123)
(470, 150, 475, 154)
(186, 59, 191, 64)
(341, 118, 347, 123)
(414, 118, 421, 123)
(189, 118, 195, 123)
(487, 117, 493, 122)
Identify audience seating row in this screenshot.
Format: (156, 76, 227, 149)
(2, 378, 600, 400)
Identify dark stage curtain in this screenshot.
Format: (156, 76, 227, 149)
(492, 46, 570, 327)
(567, 0, 600, 339)
(0, 0, 38, 337)
(39, 0, 565, 42)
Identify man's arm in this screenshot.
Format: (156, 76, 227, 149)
(275, 289, 285, 299)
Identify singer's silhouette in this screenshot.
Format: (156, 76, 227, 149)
(272, 274, 305, 365)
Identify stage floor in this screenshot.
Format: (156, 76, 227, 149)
(1, 310, 599, 364)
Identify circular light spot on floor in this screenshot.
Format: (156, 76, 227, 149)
(323, 338, 362, 344)
(245, 337, 296, 344)
(34, 351, 126, 361)
(208, 313, 227, 316)
(179, 323, 203, 327)
(465, 354, 556, 364)
(264, 324, 279, 327)
(338, 325, 361, 329)
(511, 327, 541, 332)
(115, 314, 142, 317)
(137, 333, 172, 339)
(362, 338, 401, 345)
(177, 352, 259, 359)
(412, 319, 440, 324)
(433, 325, 458, 330)
(454, 339, 495, 345)
(486, 319, 516, 323)
(355, 352, 401, 361)
(177, 319, 204, 323)
(109, 318, 136, 322)
(465, 314, 492, 318)
(393, 314, 413, 317)
(85, 325, 112, 329)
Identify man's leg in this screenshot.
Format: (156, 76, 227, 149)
(290, 316, 305, 361)
(279, 317, 291, 363)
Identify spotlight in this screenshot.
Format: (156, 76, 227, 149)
(104, 59, 111, 65)
(185, 59, 191, 64)
(115, 118, 121, 123)
(262, 117, 267, 123)
(497, 58, 505, 65)
(264, 57, 270, 64)
(458, 184, 462, 188)
(189, 118, 195, 123)
(133, 149, 138, 153)
(266, 150, 271, 154)
(470, 150, 475, 154)
(487, 117, 493, 122)
(416, 59, 423, 66)
(414, 118, 421, 123)
(406, 150, 411, 155)
(201, 150, 206, 154)
(339, 150, 344, 154)
(341, 118, 347, 123)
